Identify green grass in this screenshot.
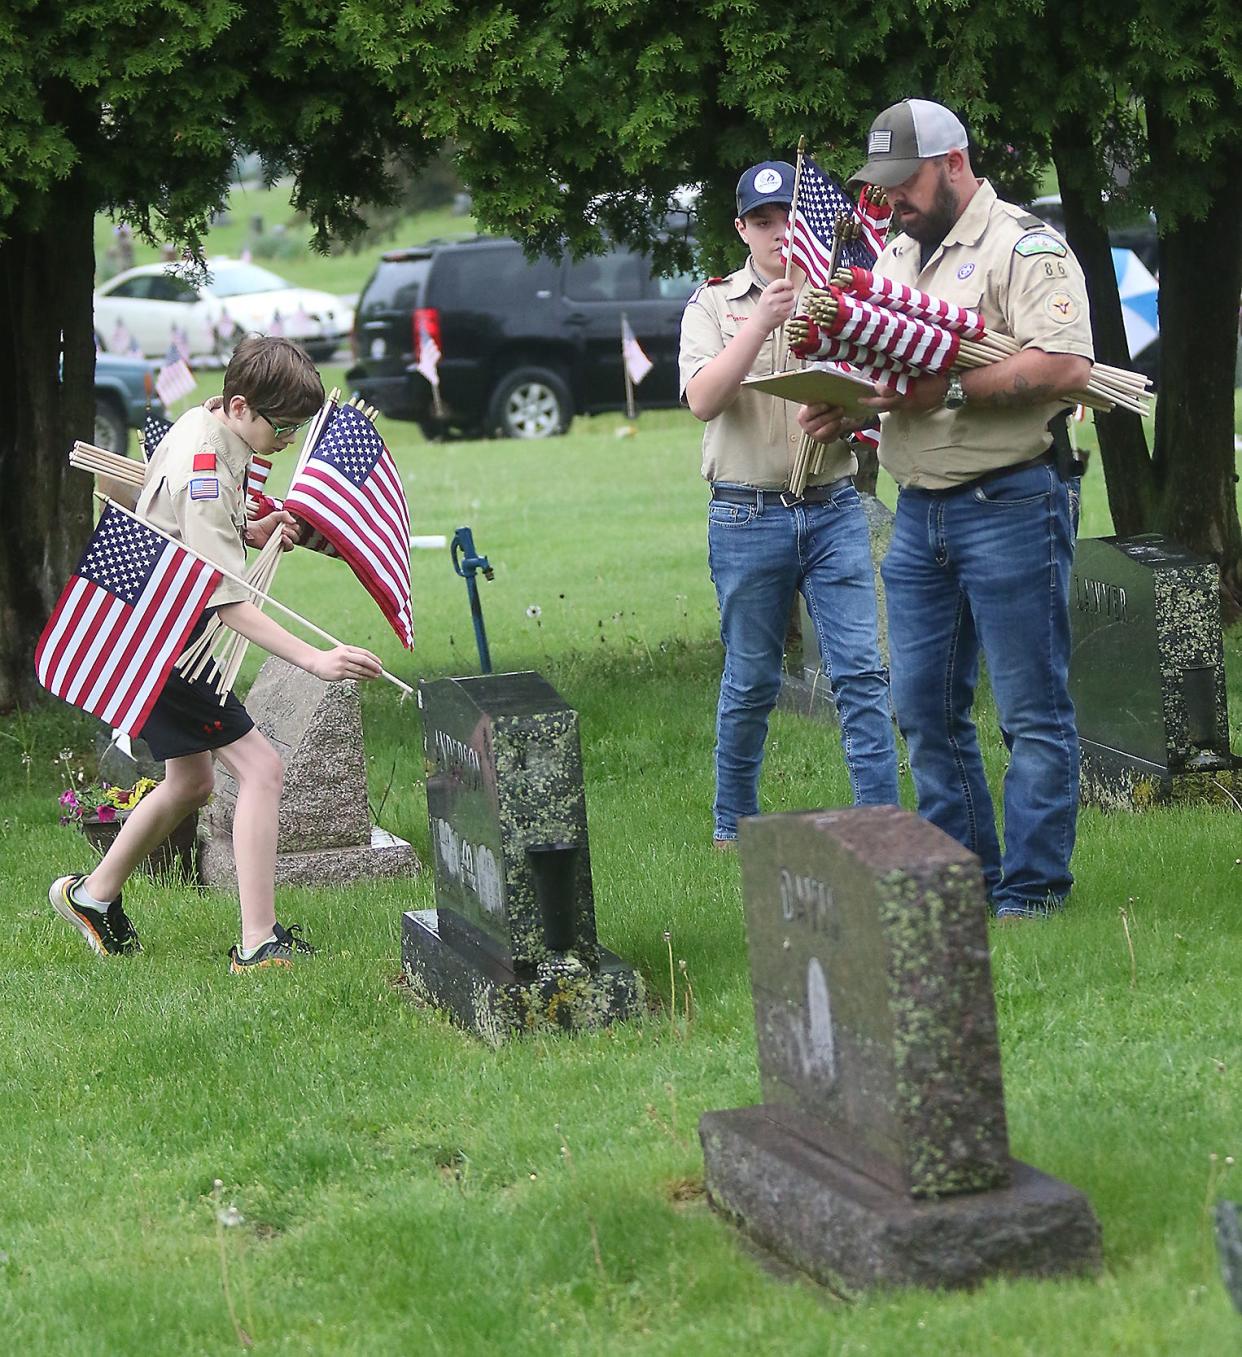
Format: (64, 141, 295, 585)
(4, 386, 1242, 1353)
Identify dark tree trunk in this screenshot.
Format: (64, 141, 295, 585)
(0, 174, 97, 710)
(1146, 96, 1242, 611)
(1050, 122, 1156, 534)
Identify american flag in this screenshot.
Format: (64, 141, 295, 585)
(855, 184, 893, 260)
(783, 157, 885, 287)
(282, 404, 413, 647)
(621, 316, 653, 385)
(168, 325, 192, 363)
(110, 319, 134, 355)
(141, 411, 173, 461)
(34, 505, 221, 736)
(156, 358, 197, 407)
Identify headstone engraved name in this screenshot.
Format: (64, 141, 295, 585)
(198, 657, 418, 886)
(700, 806, 1101, 1294)
(779, 492, 894, 721)
(1070, 535, 1241, 808)
(402, 671, 642, 1043)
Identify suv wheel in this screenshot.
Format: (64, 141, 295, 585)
(487, 367, 570, 439)
(93, 399, 128, 454)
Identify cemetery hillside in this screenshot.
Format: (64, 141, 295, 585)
(3, 176, 1242, 1344)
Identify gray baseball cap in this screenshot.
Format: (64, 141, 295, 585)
(848, 99, 969, 187)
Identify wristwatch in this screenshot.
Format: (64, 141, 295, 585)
(943, 373, 967, 410)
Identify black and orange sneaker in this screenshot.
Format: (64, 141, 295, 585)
(227, 921, 317, 973)
(49, 875, 142, 957)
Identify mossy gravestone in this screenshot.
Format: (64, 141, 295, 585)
(403, 671, 643, 1044)
(198, 657, 418, 886)
(1070, 534, 1242, 808)
(699, 806, 1101, 1295)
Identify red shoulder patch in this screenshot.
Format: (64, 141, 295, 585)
(705, 277, 726, 286)
(192, 451, 217, 472)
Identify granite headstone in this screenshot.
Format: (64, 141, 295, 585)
(403, 671, 643, 1043)
(198, 657, 418, 885)
(700, 806, 1101, 1294)
(779, 492, 894, 722)
(1070, 535, 1241, 808)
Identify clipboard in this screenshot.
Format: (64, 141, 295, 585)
(742, 365, 878, 414)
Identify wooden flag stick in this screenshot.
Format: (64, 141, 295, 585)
(95, 495, 414, 697)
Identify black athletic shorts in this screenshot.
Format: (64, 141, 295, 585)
(137, 612, 254, 760)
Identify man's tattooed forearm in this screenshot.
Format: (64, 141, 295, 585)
(986, 373, 1055, 408)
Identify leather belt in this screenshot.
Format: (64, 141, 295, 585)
(711, 477, 852, 510)
(917, 450, 1055, 497)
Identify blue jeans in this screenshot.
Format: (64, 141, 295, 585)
(708, 483, 899, 839)
(881, 462, 1079, 914)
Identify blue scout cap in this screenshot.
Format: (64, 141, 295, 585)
(736, 161, 796, 218)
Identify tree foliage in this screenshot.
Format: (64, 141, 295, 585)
(3, 0, 1240, 708)
(0, 1, 439, 707)
(395, 0, 1241, 603)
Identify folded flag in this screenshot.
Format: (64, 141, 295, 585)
(282, 404, 413, 647)
(34, 504, 221, 736)
(621, 316, 653, 385)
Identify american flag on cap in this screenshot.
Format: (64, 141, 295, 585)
(282, 404, 413, 647)
(35, 505, 221, 736)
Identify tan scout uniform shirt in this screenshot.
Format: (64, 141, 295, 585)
(679, 259, 856, 489)
(136, 406, 253, 609)
(874, 180, 1094, 489)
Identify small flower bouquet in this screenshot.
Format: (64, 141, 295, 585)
(58, 776, 157, 827)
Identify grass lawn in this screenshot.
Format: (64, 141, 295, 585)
(5, 384, 1242, 1350)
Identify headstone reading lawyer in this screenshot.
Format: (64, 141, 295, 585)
(779, 493, 894, 722)
(1070, 534, 1241, 808)
(198, 657, 418, 886)
(699, 807, 1101, 1294)
(404, 671, 643, 1044)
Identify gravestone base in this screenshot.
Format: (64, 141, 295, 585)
(1080, 741, 1242, 810)
(776, 669, 839, 723)
(201, 825, 418, 888)
(402, 908, 643, 1046)
(700, 1105, 1101, 1296)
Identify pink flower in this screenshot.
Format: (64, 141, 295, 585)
(96, 805, 117, 823)
(60, 789, 80, 810)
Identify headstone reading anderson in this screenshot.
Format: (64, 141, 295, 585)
(699, 806, 1101, 1294)
(198, 657, 418, 886)
(1070, 535, 1241, 808)
(403, 671, 642, 1044)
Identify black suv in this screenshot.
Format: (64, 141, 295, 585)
(346, 236, 697, 439)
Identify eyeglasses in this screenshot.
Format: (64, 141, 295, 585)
(257, 410, 311, 439)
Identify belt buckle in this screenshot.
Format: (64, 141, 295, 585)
(779, 491, 803, 509)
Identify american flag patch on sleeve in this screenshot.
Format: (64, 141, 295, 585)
(189, 477, 220, 500)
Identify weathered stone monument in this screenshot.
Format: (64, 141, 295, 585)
(779, 493, 894, 721)
(403, 671, 643, 1043)
(198, 657, 418, 885)
(699, 806, 1101, 1294)
(1070, 534, 1241, 808)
